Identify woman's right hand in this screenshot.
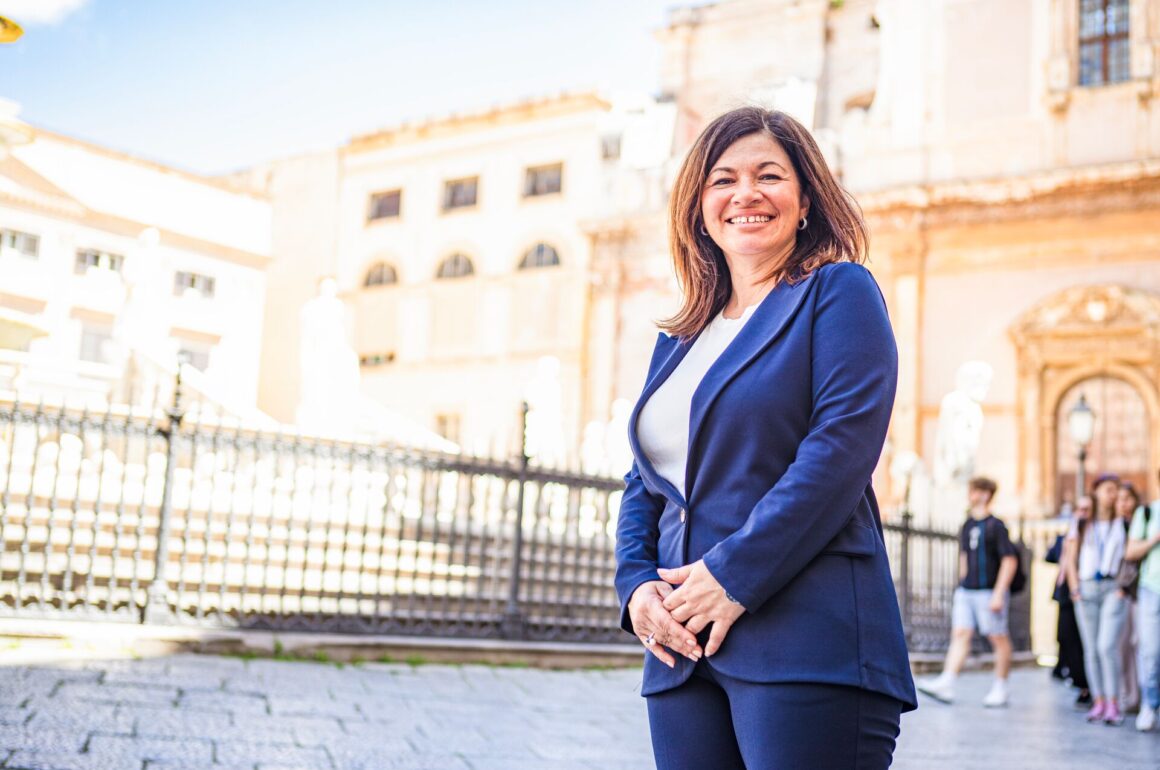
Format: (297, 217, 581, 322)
(627, 580, 703, 667)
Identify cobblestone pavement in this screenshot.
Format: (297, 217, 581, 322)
(0, 654, 1156, 769)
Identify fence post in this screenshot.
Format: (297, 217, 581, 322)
(899, 507, 912, 646)
(501, 401, 530, 639)
(142, 368, 185, 624)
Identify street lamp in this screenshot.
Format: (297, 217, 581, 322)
(1068, 393, 1095, 501)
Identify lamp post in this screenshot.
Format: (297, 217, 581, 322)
(1068, 394, 1095, 502)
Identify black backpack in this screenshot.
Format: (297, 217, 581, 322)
(1008, 540, 1027, 594)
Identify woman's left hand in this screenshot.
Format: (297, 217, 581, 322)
(658, 560, 746, 657)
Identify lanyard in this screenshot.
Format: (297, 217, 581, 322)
(1089, 520, 1117, 577)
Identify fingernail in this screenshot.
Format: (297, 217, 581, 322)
(667, 660, 675, 669)
(686, 639, 695, 647)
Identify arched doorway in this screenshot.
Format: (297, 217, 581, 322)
(1055, 376, 1150, 510)
(1010, 284, 1160, 514)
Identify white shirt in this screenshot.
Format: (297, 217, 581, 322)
(636, 304, 759, 499)
(1068, 517, 1127, 581)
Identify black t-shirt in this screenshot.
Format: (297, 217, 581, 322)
(959, 515, 1017, 590)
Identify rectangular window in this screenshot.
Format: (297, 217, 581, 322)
(523, 163, 563, 197)
(1, 228, 39, 258)
(177, 341, 212, 372)
(367, 189, 402, 221)
(75, 248, 124, 275)
(174, 270, 216, 298)
(78, 322, 114, 364)
(1078, 0, 1130, 87)
(358, 351, 396, 367)
(434, 413, 461, 444)
(601, 135, 622, 161)
(442, 177, 478, 210)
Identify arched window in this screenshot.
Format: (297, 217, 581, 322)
(518, 243, 560, 270)
(436, 253, 475, 279)
(363, 261, 398, 287)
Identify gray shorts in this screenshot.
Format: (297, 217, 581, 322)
(951, 587, 1009, 637)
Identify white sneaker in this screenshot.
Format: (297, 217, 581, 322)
(982, 679, 1009, 708)
(917, 675, 955, 704)
(1136, 705, 1157, 732)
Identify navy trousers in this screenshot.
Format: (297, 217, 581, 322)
(646, 660, 902, 769)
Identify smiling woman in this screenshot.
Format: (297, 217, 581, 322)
(662, 107, 868, 340)
(615, 107, 914, 770)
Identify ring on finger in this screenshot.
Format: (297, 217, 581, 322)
(644, 632, 656, 646)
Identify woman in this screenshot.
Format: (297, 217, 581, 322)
(1065, 473, 1130, 725)
(614, 107, 915, 770)
(1126, 471, 1160, 732)
(1117, 483, 1142, 713)
(1051, 495, 1091, 705)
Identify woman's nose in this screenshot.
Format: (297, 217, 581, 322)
(732, 178, 760, 204)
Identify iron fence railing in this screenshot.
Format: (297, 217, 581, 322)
(0, 379, 1027, 651)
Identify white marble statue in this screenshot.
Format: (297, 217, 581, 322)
(932, 360, 993, 527)
(296, 278, 362, 435)
(524, 356, 566, 467)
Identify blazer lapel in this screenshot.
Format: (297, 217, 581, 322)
(627, 332, 698, 508)
(684, 273, 818, 501)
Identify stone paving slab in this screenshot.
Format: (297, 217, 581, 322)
(0, 654, 1157, 769)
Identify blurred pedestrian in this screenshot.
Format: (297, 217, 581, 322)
(1116, 483, 1142, 713)
(1050, 495, 1090, 704)
(1126, 470, 1160, 732)
(1066, 473, 1129, 725)
(917, 477, 1018, 707)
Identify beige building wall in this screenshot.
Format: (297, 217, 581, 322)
(337, 94, 617, 459)
(246, 151, 342, 424)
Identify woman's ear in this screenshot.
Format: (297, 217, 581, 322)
(800, 194, 811, 220)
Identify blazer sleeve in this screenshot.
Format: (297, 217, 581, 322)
(614, 459, 666, 634)
(701, 262, 898, 613)
(613, 332, 673, 635)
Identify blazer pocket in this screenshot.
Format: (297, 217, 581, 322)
(820, 518, 878, 558)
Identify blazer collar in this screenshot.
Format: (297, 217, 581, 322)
(684, 273, 817, 500)
(627, 272, 818, 508)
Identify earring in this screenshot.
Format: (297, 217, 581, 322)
(798, 216, 808, 231)
(700, 224, 709, 236)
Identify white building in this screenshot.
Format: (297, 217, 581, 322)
(0, 100, 272, 416)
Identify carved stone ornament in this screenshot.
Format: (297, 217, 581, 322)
(1010, 284, 1160, 346)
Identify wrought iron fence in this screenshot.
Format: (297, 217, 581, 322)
(0, 379, 1025, 651)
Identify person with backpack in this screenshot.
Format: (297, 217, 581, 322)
(917, 476, 1019, 707)
(1126, 471, 1160, 731)
(1065, 473, 1131, 726)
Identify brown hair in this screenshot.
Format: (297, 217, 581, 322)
(969, 476, 998, 501)
(661, 106, 868, 340)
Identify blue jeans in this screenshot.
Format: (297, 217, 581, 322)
(1076, 578, 1129, 701)
(1138, 585, 1160, 710)
(646, 659, 902, 769)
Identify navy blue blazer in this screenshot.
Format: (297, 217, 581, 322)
(614, 261, 917, 710)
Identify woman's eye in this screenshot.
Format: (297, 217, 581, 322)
(712, 178, 733, 186)
(760, 174, 782, 181)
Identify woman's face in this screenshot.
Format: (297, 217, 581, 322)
(1093, 480, 1118, 513)
(700, 132, 809, 270)
(1115, 487, 1138, 519)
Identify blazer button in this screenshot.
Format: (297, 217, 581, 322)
(679, 509, 686, 523)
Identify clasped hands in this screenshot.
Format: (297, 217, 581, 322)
(627, 559, 746, 668)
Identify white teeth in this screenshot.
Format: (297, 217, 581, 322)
(729, 215, 771, 224)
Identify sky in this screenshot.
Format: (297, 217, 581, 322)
(0, 0, 685, 175)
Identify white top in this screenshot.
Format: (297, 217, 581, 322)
(1068, 517, 1127, 581)
(636, 304, 760, 499)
